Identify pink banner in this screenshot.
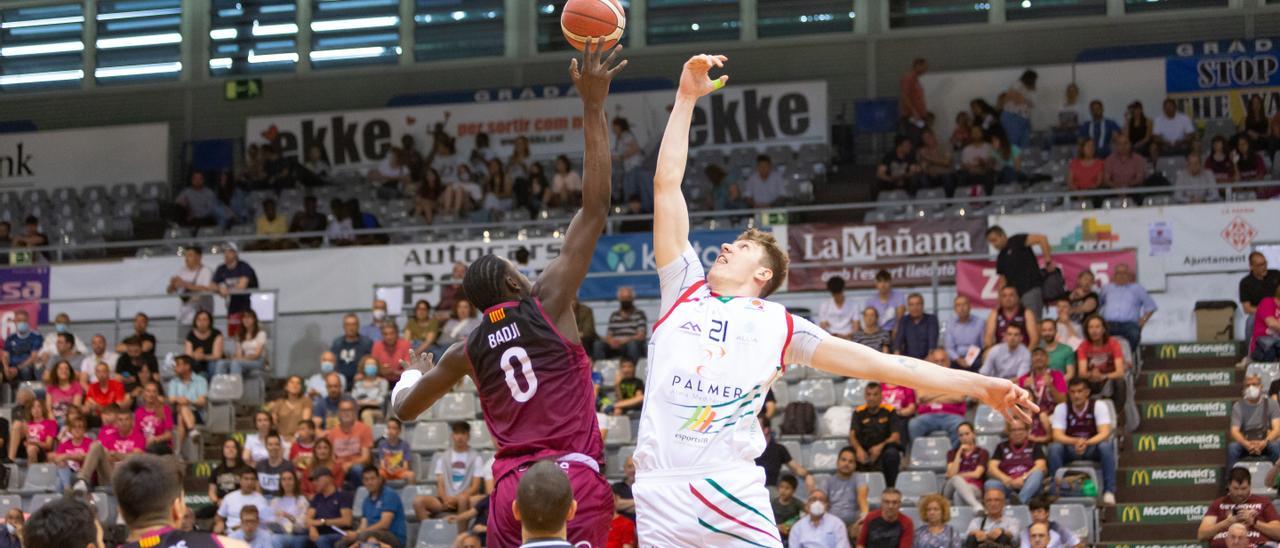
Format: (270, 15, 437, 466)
(955, 249, 1138, 309)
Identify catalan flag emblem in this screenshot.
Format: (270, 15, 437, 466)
(488, 308, 506, 323)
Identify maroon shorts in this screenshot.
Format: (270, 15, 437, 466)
(487, 458, 613, 548)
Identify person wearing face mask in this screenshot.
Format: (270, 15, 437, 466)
(0, 508, 23, 548)
(361, 300, 390, 342)
(4, 308, 45, 383)
(308, 352, 346, 398)
(1227, 374, 1280, 472)
(352, 358, 389, 424)
(787, 490, 851, 548)
(330, 315, 373, 386)
(37, 313, 87, 367)
(596, 286, 647, 361)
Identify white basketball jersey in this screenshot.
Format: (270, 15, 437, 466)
(632, 278, 793, 473)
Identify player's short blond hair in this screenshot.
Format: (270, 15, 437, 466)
(736, 228, 788, 298)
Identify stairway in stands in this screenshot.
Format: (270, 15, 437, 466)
(1098, 342, 1245, 547)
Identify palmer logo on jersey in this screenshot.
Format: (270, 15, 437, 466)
(674, 383, 763, 436)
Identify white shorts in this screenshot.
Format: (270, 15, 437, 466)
(634, 465, 783, 548)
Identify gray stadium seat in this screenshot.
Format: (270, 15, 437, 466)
(976, 435, 1001, 455)
(605, 445, 635, 480)
(24, 493, 58, 514)
(141, 181, 169, 201)
(878, 189, 909, 202)
(1248, 362, 1280, 390)
(804, 439, 846, 473)
(16, 463, 57, 493)
(909, 437, 949, 471)
(1234, 460, 1273, 495)
(858, 472, 887, 506)
(416, 519, 455, 547)
(950, 506, 976, 530)
(900, 506, 921, 526)
(794, 379, 835, 410)
(432, 393, 477, 420)
(781, 440, 803, 464)
(973, 405, 1006, 435)
(209, 374, 244, 401)
(594, 359, 619, 387)
(110, 182, 138, 202)
(1008, 506, 1032, 529)
(0, 495, 19, 513)
(839, 379, 868, 407)
(605, 415, 633, 446)
(90, 492, 115, 524)
(352, 486, 369, 518)
(1051, 504, 1092, 544)
(455, 375, 477, 393)
(895, 471, 938, 505)
(771, 382, 790, 408)
(411, 421, 450, 452)
(468, 420, 494, 450)
(782, 362, 807, 383)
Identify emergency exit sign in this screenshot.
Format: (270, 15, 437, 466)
(225, 79, 263, 101)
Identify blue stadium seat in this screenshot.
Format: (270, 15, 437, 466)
(909, 437, 949, 471)
(895, 471, 938, 505)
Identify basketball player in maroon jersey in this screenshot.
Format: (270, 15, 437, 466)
(391, 40, 626, 548)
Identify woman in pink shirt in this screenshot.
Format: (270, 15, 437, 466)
(134, 381, 175, 449)
(1251, 286, 1280, 361)
(942, 422, 989, 508)
(52, 416, 92, 491)
(1067, 138, 1104, 191)
(9, 400, 57, 462)
(43, 360, 84, 424)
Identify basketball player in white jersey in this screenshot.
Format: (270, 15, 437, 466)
(632, 54, 1040, 547)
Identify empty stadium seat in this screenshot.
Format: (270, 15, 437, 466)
(895, 471, 938, 505)
(417, 519, 455, 547)
(973, 405, 1006, 435)
(605, 445, 635, 480)
(1008, 506, 1032, 529)
(878, 189, 909, 202)
(804, 439, 846, 473)
(1051, 504, 1093, 544)
(909, 437, 949, 471)
(1249, 362, 1280, 389)
(839, 379, 868, 407)
(411, 421, 450, 452)
(401, 483, 434, 513)
(432, 393, 477, 420)
(141, 181, 169, 201)
(468, 420, 494, 450)
(771, 382, 790, 408)
(605, 415, 633, 446)
(0, 495, 18, 515)
(352, 486, 369, 518)
(858, 472, 887, 506)
(976, 435, 1001, 455)
(24, 493, 58, 514)
(818, 406, 852, 439)
(1234, 460, 1273, 495)
(209, 374, 244, 401)
(16, 463, 57, 493)
(782, 362, 807, 383)
(794, 379, 835, 409)
(594, 359, 620, 387)
(951, 506, 976, 530)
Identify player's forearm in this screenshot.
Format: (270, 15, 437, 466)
(580, 100, 611, 215)
(654, 96, 698, 193)
(810, 337, 1001, 400)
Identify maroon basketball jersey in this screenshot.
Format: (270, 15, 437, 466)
(465, 297, 603, 481)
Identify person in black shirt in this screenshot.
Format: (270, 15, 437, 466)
(611, 456, 635, 521)
(849, 382, 903, 488)
(877, 135, 922, 195)
(115, 454, 243, 548)
(212, 243, 259, 338)
(116, 336, 159, 396)
(22, 497, 104, 548)
(611, 357, 645, 417)
(1241, 252, 1280, 340)
(116, 313, 158, 358)
(754, 417, 817, 492)
(987, 226, 1054, 321)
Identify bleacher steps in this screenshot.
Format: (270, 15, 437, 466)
(1117, 466, 1221, 502)
(1135, 369, 1241, 400)
(1099, 502, 1209, 542)
(1134, 399, 1232, 432)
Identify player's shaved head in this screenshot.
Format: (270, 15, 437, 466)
(514, 461, 577, 538)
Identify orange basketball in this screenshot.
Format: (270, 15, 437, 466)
(561, 0, 626, 51)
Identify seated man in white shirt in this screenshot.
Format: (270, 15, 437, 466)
(79, 334, 119, 384)
(1151, 98, 1196, 158)
(788, 489, 852, 548)
(742, 154, 786, 208)
(215, 469, 274, 535)
(980, 325, 1032, 381)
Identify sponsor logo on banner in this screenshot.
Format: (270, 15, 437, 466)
(246, 81, 828, 173)
(1143, 400, 1230, 419)
(1050, 218, 1121, 251)
(1135, 433, 1225, 452)
(1156, 342, 1240, 359)
(0, 123, 168, 191)
(1221, 216, 1259, 251)
(955, 249, 1136, 309)
(1166, 38, 1280, 122)
(1118, 503, 1210, 524)
(0, 266, 49, 336)
(1128, 467, 1219, 486)
(1148, 370, 1234, 388)
(581, 230, 746, 300)
(785, 219, 986, 290)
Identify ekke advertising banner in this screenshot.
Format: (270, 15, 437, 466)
(246, 81, 828, 174)
(784, 218, 987, 291)
(580, 230, 745, 301)
(0, 123, 169, 191)
(954, 249, 1137, 309)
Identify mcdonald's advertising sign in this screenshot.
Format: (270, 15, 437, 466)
(1142, 400, 1230, 419)
(1127, 466, 1220, 486)
(1109, 544, 1202, 548)
(1134, 432, 1225, 452)
(1154, 342, 1240, 359)
(1117, 503, 1210, 524)
(1147, 370, 1234, 388)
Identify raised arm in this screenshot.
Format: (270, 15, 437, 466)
(390, 346, 469, 421)
(653, 54, 728, 268)
(536, 40, 627, 324)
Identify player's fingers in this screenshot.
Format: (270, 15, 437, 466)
(602, 44, 621, 69)
(714, 54, 728, 63)
(713, 75, 729, 91)
(710, 55, 724, 68)
(568, 58, 580, 80)
(607, 59, 629, 77)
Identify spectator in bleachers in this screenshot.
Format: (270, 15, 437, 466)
(257, 433, 296, 498)
(3, 308, 43, 382)
(301, 438, 343, 498)
(819, 276, 858, 340)
(22, 497, 102, 548)
(773, 474, 805, 540)
(309, 352, 345, 398)
(479, 158, 515, 219)
(824, 446, 870, 527)
(914, 494, 963, 547)
(361, 300, 390, 342)
(966, 489, 1020, 546)
(86, 361, 129, 417)
(1020, 496, 1083, 548)
(1059, 85, 1087, 136)
(371, 323, 409, 384)
(1123, 101, 1153, 158)
(951, 112, 974, 152)
(882, 382, 918, 423)
(1244, 96, 1271, 154)
(176, 172, 218, 227)
(1197, 466, 1280, 546)
(850, 382, 904, 488)
(325, 199, 357, 246)
(216, 469, 273, 535)
(368, 147, 411, 192)
(612, 117, 646, 208)
(1065, 271, 1098, 328)
(990, 130, 1023, 185)
(374, 417, 411, 483)
(598, 287, 647, 361)
(1204, 135, 1235, 184)
(945, 295, 984, 372)
(217, 309, 268, 377)
(337, 467, 407, 547)
(788, 490, 851, 548)
(353, 357, 390, 424)
(986, 418, 1047, 506)
(917, 129, 955, 197)
(757, 418, 818, 492)
(167, 354, 208, 449)
(877, 135, 922, 195)
(291, 195, 328, 247)
(333, 314, 374, 385)
(37, 333, 82, 378)
(1078, 100, 1121, 158)
(314, 373, 352, 431)
(229, 505, 274, 548)
(78, 334, 117, 384)
(437, 262, 468, 317)
(1102, 134, 1147, 190)
(291, 419, 317, 463)
(44, 359, 83, 423)
(1097, 263, 1156, 353)
(9, 216, 46, 264)
(986, 226, 1052, 323)
(72, 403, 145, 491)
(328, 399, 373, 487)
(613, 456, 636, 521)
(1038, 320, 1075, 376)
(1048, 378, 1116, 506)
(1252, 286, 1280, 363)
(306, 466, 355, 548)
(184, 310, 224, 378)
(51, 416, 91, 492)
(412, 168, 443, 225)
(414, 421, 483, 526)
(270, 469, 309, 548)
(244, 410, 283, 466)
(856, 487, 913, 548)
(135, 381, 175, 450)
(521, 161, 551, 217)
(0, 508, 21, 548)
(971, 99, 998, 133)
(705, 163, 747, 211)
(1066, 138, 1104, 192)
(853, 307, 892, 353)
(268, 375, 309, 441)
(404, 300, 441, 354)
(943, 422, 988, 508)
(210, 438, 252, 515)
(743, 154, 785, 208)
(899, 58, 928, 137)
(37, 312, 86, 363)
(545, 155, 583, 210)
(1233, 134, 1271, 190)
(909, 348, 969, 447)
(1228, 374, 1280, 472)
(866, 270, 907, 333)
(124, 312, 157, 358)
(1018, 348, 1066, 417)
(1174, 151, 1221, 204)
(432, 299, 480, 357)
(303, 145, 332, 182)
(1242, 252, 1280, 351)
(571, 298, 599, 356)
(214, 244, 260, 334)
(1224, 522, 1254, 548)
(8, 399, 55, 462)
(610, 357, 645, 417)
(212, 171, 249, 230)
(894, 293, 938, 360)
(1077, 314, 1129, 415)
(1151, 98, 1196, 158)
(1025, 522, 1050, 548)
(1001, 70, 1038, 149)
(981, 325, 1031, 381)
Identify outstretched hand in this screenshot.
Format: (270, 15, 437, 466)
(982, 379, 1039, 425)
(677, 54, 729, 100)
(399, 350, 435, 377)
(569, 39, 627, 107)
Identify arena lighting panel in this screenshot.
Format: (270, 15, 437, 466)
(0, 40, 84, 57)
(208, 57, 233, 69)
(247, 51, 299, 64)
(96, 32, 182, 49)
(95, 7, 182, 21)
(94, 61, 181, 78)
(252, 22, 298, 36)
(308, 45, 396, 60)
(309, 15, 399, 32)
(0, 15, 84, 29)
(0, 69, 83, 85)
(209, 28, 238, 40)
